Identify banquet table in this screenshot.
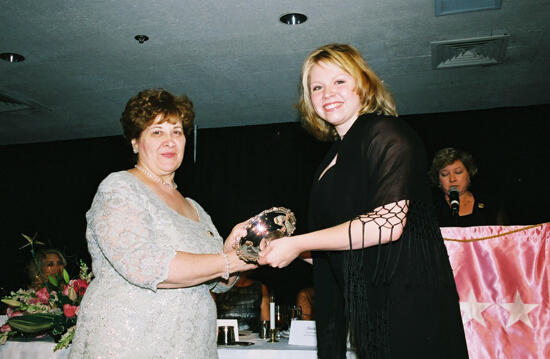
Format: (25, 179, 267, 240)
(0, 334, 357, 359)
(218, 333, 357, 359)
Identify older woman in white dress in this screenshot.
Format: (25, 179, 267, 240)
(69, 89, 255, 358)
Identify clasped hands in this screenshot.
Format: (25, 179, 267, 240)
(224, 221, 303, 270)
(257, 236, 302, 268)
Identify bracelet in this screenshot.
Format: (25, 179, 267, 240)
(221, 252, 230, 280)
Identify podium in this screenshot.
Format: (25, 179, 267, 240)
(442, 223, 550, 359)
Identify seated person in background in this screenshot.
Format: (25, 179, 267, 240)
(296, 286, 314, 320)
(27, 248, 67, 290)
(429, 147, 507, 227)
(215, 270, 269, 333)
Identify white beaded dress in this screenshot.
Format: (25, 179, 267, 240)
(69, 171, 230, 359)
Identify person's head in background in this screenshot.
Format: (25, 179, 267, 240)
(429, 147, 478, 197)
(297, 43, 397, 141)
(27, 248, 67, 289)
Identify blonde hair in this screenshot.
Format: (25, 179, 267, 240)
(297, 43, 397, 141)
(26, 248, 67, 287)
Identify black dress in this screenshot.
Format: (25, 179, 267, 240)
(434, 192, 499, 227)
(308, 114, 469, 359)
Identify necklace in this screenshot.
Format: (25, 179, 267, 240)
(135, 165, 177, 190)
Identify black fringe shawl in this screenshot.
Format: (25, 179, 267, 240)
(343, 201, 456, 359)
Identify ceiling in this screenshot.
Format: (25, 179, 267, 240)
(1, 0, 549, 145)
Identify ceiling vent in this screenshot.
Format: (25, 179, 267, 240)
(431, 33, 510, 69)
(0, 93, 36, 113)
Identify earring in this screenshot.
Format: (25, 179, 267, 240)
(133, 147, 138, 154)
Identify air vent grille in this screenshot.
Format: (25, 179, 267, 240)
(431, 33, 510, 69)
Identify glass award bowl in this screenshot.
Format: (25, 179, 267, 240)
(236, 207, 296, 263)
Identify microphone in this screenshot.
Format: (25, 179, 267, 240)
(448, 186, 460, 216)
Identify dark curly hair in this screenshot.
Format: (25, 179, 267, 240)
(429, 147, 478, 187)
(120, 88, 194, 143)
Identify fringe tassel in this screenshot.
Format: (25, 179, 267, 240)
(343, 200, 454, 358)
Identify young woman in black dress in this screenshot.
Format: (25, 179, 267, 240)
(260, 43, 469, 359)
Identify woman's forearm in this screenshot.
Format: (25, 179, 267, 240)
(158, 252, 226, 288)
(158, 250, 254, 288)
(294, 200, 408, 252)
(259, 201, 409, 268)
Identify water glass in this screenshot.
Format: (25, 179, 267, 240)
(290, 305, 303, 321)
(217, 325, 235, 345)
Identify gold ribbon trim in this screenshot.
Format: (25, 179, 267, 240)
(442, 223, 547, 243)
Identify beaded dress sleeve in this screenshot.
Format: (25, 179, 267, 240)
(86, 173, 176, 291)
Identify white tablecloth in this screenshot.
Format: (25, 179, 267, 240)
(0, 315, 356, 358)
(0, 337, 70, 359)
(218, 334, 356, 359)
(0, 335, 356, 359)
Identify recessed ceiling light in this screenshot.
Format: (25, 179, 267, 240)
(0, 53, 25, 63)
(134, 34, 149, 44)
(280, 13, 307, 25)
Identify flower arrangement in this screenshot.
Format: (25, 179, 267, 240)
(0, 234, 93, 351)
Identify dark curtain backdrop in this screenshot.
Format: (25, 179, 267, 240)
(1, 104, 549, 303)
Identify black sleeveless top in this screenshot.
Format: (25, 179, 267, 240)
(434, 192, 500, 227)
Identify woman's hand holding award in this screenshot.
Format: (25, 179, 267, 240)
(236, 207, 296, 263)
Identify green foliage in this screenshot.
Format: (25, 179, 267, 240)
(8, 314, 56, 333)
(1, 299, 21, 307)
(48, 275, 59, 287)
(63, 269, 70, 283)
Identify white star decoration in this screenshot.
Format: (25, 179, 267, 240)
(500, 291, 539, 328)
(459, 291, 492, 326)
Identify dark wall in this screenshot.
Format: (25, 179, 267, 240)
(1, 104, 549, 302)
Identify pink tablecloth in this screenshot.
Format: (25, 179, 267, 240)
(443, 224, 550, 359)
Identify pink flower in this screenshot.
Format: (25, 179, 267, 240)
(71, 279, 89, 296)
(0, 324, 12, 333)
(6, 308, 23, 318)
(35, 287, 50, 304)
(63, 304, 79, 318)
(29, 298, 42, 305)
